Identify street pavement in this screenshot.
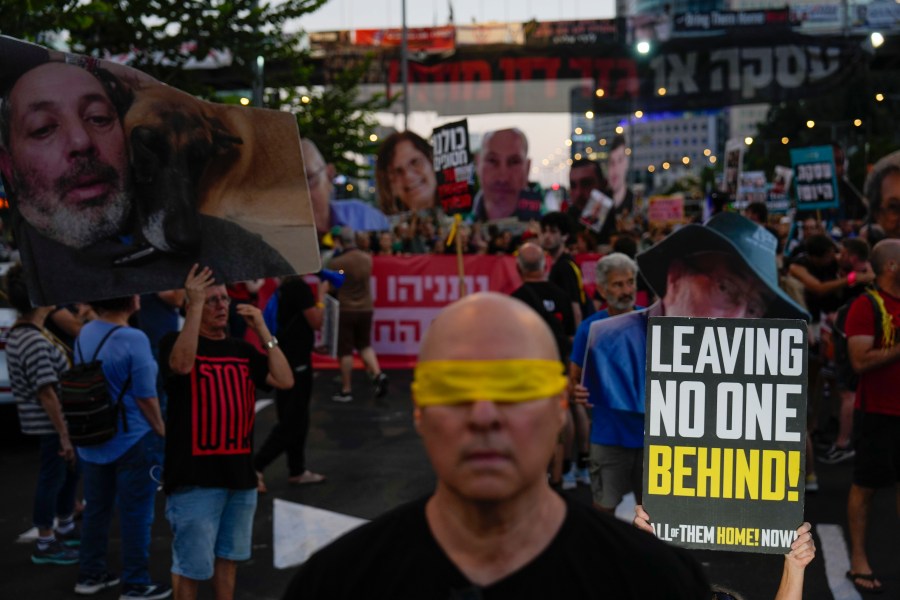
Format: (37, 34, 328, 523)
(1, 369, 898, 599)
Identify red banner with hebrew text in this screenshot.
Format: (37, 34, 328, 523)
(313, 255, 521, 369)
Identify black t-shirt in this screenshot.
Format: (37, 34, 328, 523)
(278, 278, 316, 367)
(283, 497, 710, 599)
(792, 254, 843, 322)
(511, 281, 576, 362)
(549, 252, 594, 319)
(159, 333, 271, 493)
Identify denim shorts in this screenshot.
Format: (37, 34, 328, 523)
(165, 487, 258, 580)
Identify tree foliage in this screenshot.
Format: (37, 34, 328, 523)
(745, 66, 900, 187)
(1, 0, 392, 176)
(290, 56, 390, 178)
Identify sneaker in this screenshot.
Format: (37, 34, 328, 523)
(810, 431, 833, 453)
(373, 372, 389, 399)
(75, 572, 120, 595)
(574, 466, 591, 486)
(819, 444, 856, 465)
(119, 582, 172, 599)
(561, 468, 577, 490)
(805, 473, 819, 494)
(32, 538, 78, 565)
(55, 526, 81, 547)
(332, 392, 353, 403)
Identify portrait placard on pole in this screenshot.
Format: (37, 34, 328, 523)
(0, 35, 319, 306)
(721, 139, 744, 199)
(432, 119, 474, 215)
(643, 316, 807, 554)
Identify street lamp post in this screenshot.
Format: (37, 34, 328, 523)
(401, 0, 409, 131)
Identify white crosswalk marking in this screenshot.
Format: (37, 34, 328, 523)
(615, 492, 637, 523)
(272, 499, 367, 569)
(817, 523, 862, 600)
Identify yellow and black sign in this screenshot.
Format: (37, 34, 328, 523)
(643, 317, 807, 554)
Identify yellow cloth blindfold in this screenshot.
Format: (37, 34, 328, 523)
(412, 359, 567, 406)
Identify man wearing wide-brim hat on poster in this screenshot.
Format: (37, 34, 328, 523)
(577, 212, 810, 514)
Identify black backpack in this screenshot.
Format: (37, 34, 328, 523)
(60, 326, 131, 447)
(833, 291, 881, 388)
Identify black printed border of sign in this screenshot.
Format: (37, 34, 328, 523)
(642, 316, 807, 554)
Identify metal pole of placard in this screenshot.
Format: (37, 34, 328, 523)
(456, 230, 467, 297)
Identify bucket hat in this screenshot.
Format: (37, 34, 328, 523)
(636, 212, 809, 320)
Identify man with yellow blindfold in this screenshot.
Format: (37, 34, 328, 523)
(283, 293, 710, 598)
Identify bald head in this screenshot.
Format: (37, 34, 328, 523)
(871, 239, 900, 278)
(419, 292, 560, 363)
(516, 242, 545, 278)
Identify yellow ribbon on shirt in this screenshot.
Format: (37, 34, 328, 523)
(412, 359, 567, 406)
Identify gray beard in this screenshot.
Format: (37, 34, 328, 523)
(607, 296, 635, 312)
(14, 171, 131, 249)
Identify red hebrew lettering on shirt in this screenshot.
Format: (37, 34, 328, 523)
(190, 356, 257, 456)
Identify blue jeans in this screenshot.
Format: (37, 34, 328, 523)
(33, 434, 80, 530)
(79, 431, 163, 585)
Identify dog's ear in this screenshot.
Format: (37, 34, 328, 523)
(130, 125, 168, 185)
(94, 67, 135, 117)
(205, 116, 243, 155)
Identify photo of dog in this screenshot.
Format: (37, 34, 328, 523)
(123, 80, 316, 260)
(0, 35, 319, 305)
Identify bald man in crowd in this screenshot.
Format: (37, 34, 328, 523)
(283, 293, 710, 598)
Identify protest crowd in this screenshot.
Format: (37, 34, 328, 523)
(2, 42, 899, 600)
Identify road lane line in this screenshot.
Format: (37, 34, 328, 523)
(817, 523, 862, 600)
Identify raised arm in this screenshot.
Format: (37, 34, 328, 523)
(774, 523, 815, 600)
(168, 265, 214, 375)
(236, 303, 294, 390)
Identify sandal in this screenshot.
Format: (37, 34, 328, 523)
(288, 470, 326, 485)
(847, 571, 884, 594)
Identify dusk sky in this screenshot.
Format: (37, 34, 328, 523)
(296, 0, 617, 32)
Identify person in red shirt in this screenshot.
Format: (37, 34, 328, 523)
(844, 238, 900, 594)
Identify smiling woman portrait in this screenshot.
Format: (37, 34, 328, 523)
(375, 131, 437, 214)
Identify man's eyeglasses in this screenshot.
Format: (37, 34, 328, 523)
(205, 295, 231, 307)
